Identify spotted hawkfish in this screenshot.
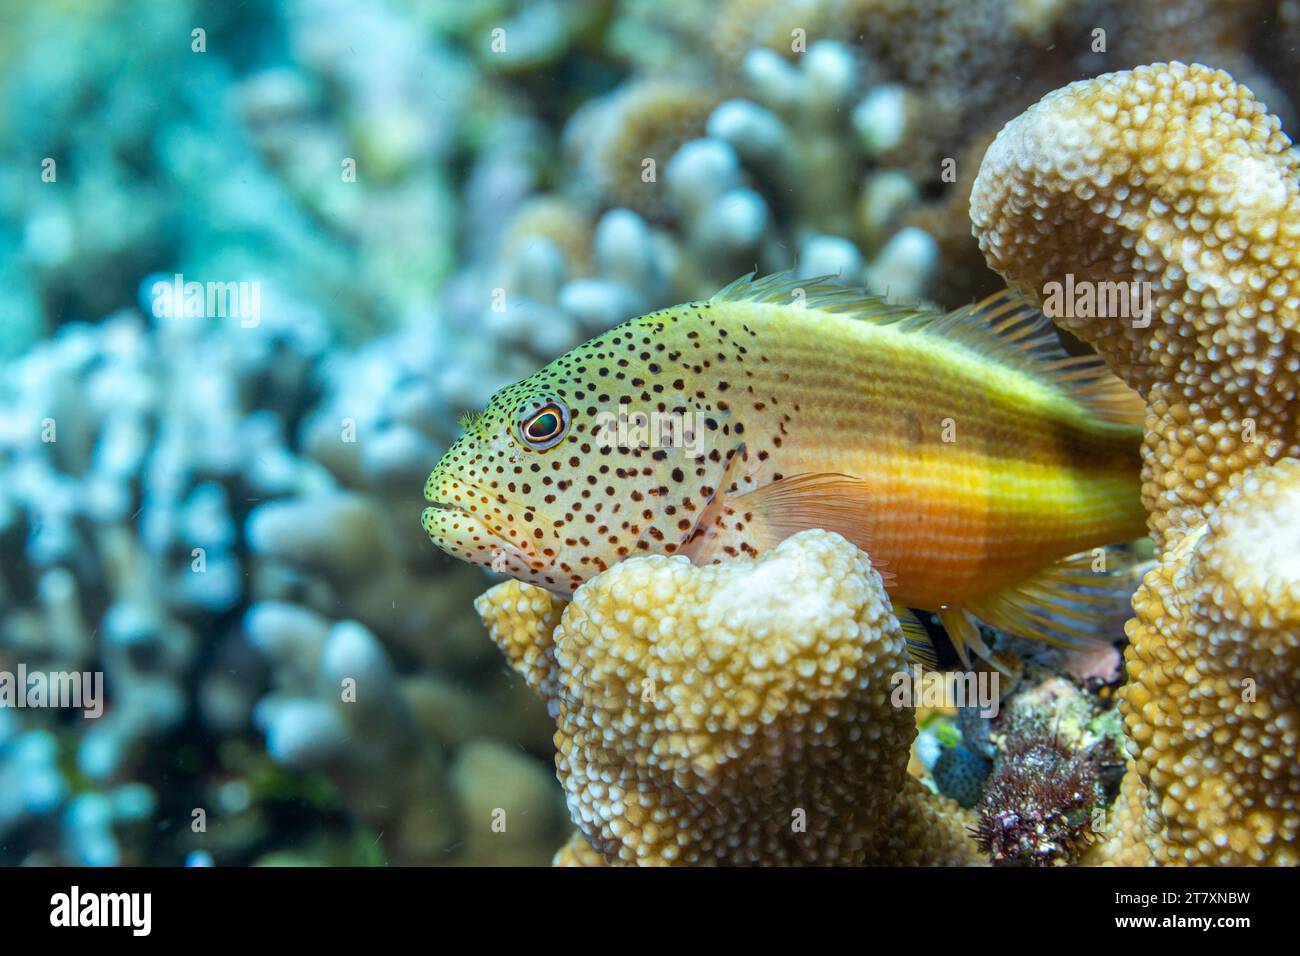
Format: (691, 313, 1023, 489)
(422, 273, 1148, 666)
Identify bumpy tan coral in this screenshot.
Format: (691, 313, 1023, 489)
(553, 829, 609, 867)
(1096, 461, 1300, 865)
(475, 529, 983, 865)
(1087, 768, 1157, 866)
(570, 80, 720, 219)
(474, 577, 567, 709)
(1097, 0, 1293, 130)
(971, 61, 1300, 549)
(975, 62, 1300, 867)
(502, 197, 594, 276)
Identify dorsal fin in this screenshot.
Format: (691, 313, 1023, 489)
(711, 271, 930, 325)
(711, 272, 1144, 426)
(929, 291, 1145, 426)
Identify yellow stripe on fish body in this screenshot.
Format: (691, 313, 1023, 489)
(422, 273, 1148, 663)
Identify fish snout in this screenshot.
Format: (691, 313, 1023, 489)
(421, 471, 556, 575)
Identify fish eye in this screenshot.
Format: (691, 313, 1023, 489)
(518, 401, 569, 450)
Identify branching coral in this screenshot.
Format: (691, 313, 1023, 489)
(903, 129, 1005, 306)
(710, 0, 849, 76)
(474, 530, 984, 866)
(13, 0, 1300, 870)
(973, 61, 1300, 866)
(569, 80, 721, 220)
(712, 0, 1071, 181)
(844, 0, 1069, 180)
(971, 61, 1300, 550)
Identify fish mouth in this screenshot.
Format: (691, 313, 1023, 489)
(423, 468, 565, 575)
(422, 498, 508, 545)
(421, 491, 553, 573)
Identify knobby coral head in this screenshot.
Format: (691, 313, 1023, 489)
(474, 529, 983, 866)
(972, 60, 1300, 866)
(971, 60, 1300, 549)
(1100, 459, 1300, 865)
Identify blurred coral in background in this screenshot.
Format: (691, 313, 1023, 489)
(1, 0, 1296, 865)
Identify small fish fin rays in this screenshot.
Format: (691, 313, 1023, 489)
(683, 470, 895, 589)
(894, 605, 939, 670)
(712, 273, 1144, 427)
(964, 546, 1152, 655)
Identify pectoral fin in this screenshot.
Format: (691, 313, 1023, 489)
(937, 607, 997, 671)
(682, 467, 893, 586)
